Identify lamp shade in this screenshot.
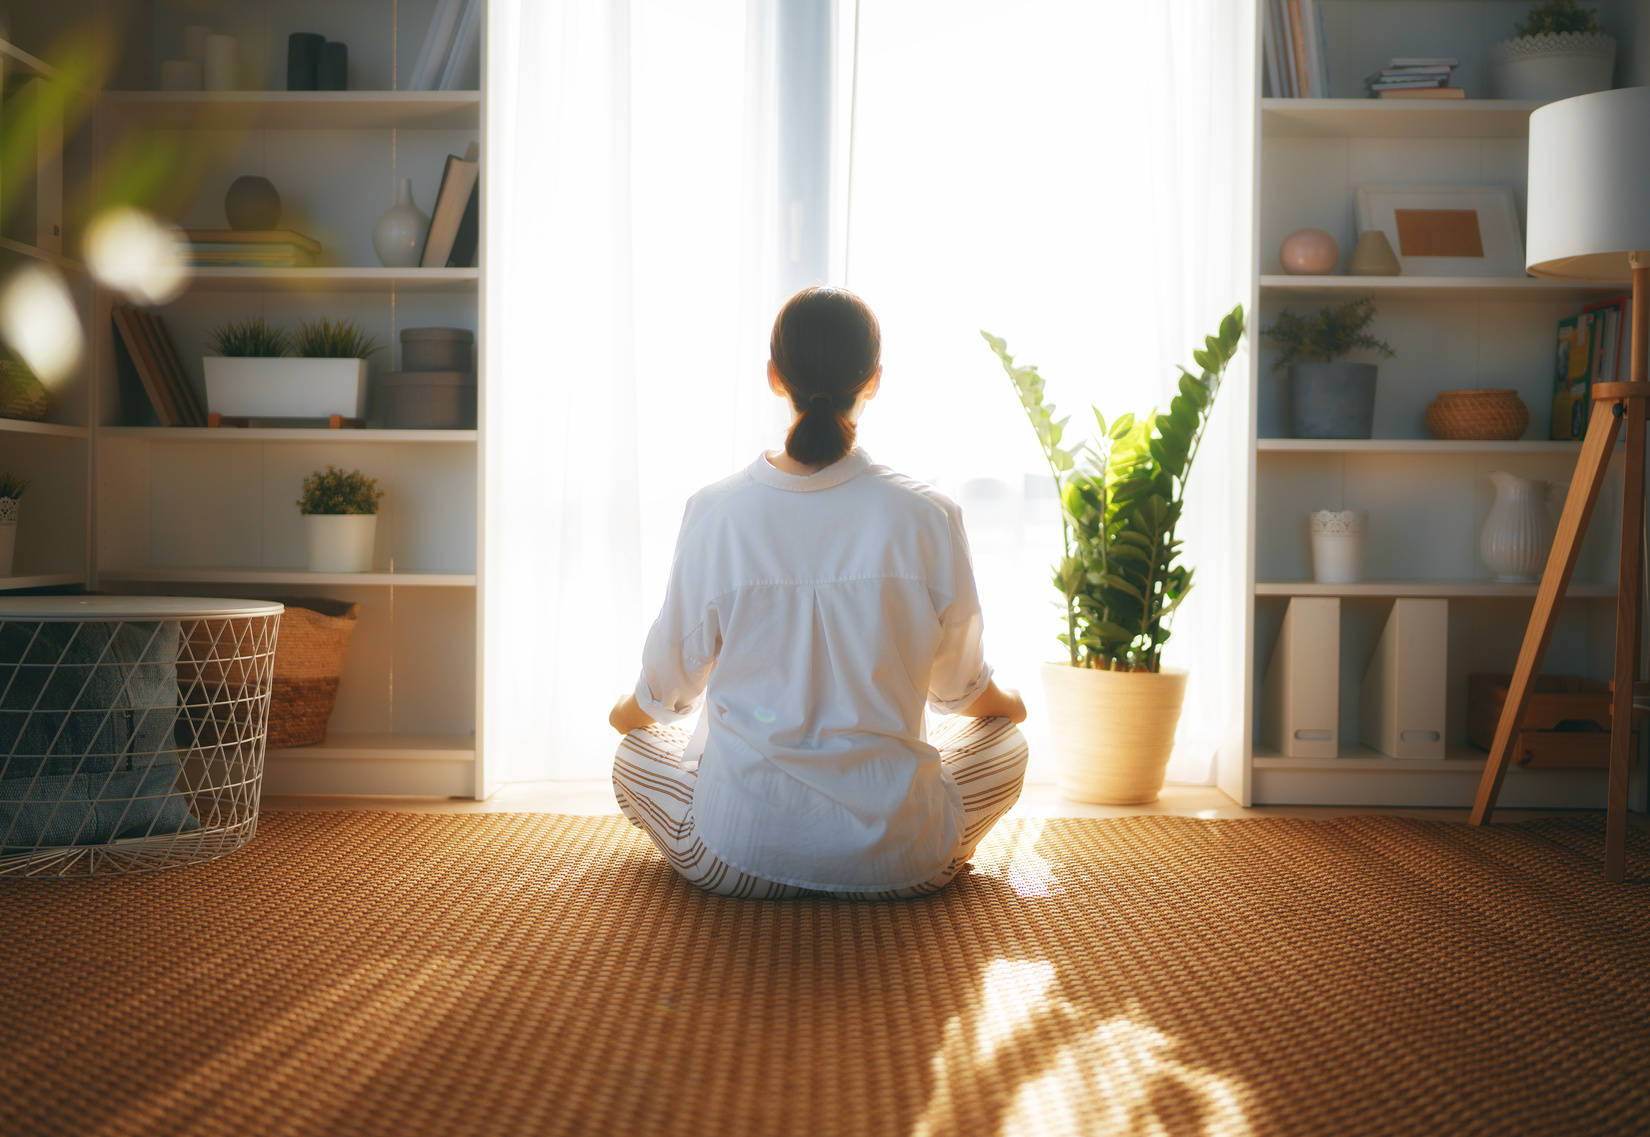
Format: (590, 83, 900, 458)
(1526, 86, 1650, 282)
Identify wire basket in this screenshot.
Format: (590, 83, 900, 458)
(1425, 389, 1530, 441)
(0, 597, 282, 879)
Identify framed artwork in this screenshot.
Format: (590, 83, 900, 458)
(1353, 185, 1525, 276)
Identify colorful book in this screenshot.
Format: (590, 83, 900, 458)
(1552, 313, 1598, 441)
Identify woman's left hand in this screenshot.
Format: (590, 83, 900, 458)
(609, 692, 658, 735)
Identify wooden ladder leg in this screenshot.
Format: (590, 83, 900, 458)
(1606, 392, 1644, 882)
(1470, 395, 1625, 826)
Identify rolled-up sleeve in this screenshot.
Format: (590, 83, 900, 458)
(634, 500, 721, 723)
(926, 504, 992, 714)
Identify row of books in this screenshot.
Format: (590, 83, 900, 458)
(407, 0, 481, 91)
(1366, 58, 1464, 100)
(1263, 0, 1330, 99)
(1551, 296, 1634, 442)
(111, 305, 206, 427)
(181, 145, 477, 270)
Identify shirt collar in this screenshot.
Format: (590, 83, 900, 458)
(747, 447, 872, 492)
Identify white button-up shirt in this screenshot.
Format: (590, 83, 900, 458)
(633, 447, 993, 892)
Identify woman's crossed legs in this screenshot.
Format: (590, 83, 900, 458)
(612, 716, 1029, 900)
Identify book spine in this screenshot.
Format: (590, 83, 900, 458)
(1312, 0, 1331, 97)
(1262, 1, 1282, 99)
(143, 311, 208, 426)
(438, 0, 481, 91)
(113, 307, 180, 427)
(1298, 0, 1321, 99)
(1287, 0, 1310, 99)
(1274, 0, 1297, 97)
(410, 0, 465, 91)
(447, 180, 480, 268)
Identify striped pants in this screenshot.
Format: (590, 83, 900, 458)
(612, 716, 1029, 900)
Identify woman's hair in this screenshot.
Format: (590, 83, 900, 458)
(770, 286, 881, 468)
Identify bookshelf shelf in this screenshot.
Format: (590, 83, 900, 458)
(0, 574, 88, 592)
(178, 267, 478, 293)
(100, 427, 477, 442)
(0, 237, 86, 275)
(98, 569, 476, 587)
(1259, 275, 1623, 301)
(1255, 580, 1617, 599)
(99, 90, 481, 131)
(1260, 98, 1544, 139)
(1257, 439, 1586, 454)
(0, 419, 87, 439)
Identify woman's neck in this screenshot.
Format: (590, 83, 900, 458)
(766, 449, 825, 476)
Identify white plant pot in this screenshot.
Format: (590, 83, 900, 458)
(1490, 33, 1616, 101)
(1310, 510, 1366, 584)
(1041, 663, 1188, 804)
(305, 514, 378, 573)
(0, 498, 16, 576)
(203, 357, 369, 419)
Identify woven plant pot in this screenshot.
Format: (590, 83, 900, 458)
(268, 599, 360, 748)
(1042, 663, 1188, 804)
(1425, 389, 1529, 441)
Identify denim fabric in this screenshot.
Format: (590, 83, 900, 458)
(0, 620, 197, 849)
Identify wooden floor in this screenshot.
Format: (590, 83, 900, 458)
(265, 780, 1648, 826)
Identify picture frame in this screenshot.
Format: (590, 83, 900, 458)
(1353, 185, 1525, 277)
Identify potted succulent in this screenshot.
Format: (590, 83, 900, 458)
(1491, 0, 1615, 101)
(203, 316, 380, 421)
(984, 306, 1245, 804)
(1263, 297, 1394, 439)
(298, 465, 383, 573)
(0, 470, 30, 576)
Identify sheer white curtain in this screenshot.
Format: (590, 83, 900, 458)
(847, 0, 1254, 783)
(484, 0, 784, 782)
(485, 0, 1253, 784)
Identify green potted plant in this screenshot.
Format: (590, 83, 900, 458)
(0, 470, 31, 576)
(204, 316, 380, 422)
(1263, 297, 1394, 439)
(298, 465, 384, 573)
(1491, 0, 1615, 100)
(983, 306, 1245, 804)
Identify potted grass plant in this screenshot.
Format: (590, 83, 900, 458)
(1263, 297, 1394, 439)
(0, 470, 31, 576)
(203, 316, 380, 421)
(984, 306, 1245, 804)
(298, 465, 384, 573)
(1491, 0, 1616, 101)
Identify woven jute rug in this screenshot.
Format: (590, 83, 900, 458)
(2, 811, 1646, 1137)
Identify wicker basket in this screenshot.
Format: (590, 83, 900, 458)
(268, 599, 360, 748)
(1425, 389, 1530, 441)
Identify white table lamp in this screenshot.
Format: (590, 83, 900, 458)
(1473, 85, 1650, 883)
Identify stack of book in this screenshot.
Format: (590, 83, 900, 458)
(1263, 0, 1331, 98)
(1365, 59, 1462, 99)
(111, 305, 207, 427)
(185, 230, 322, 267)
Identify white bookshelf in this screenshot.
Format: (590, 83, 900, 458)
(1243, 0, 1650, 809)
(2, 1, 489, 796)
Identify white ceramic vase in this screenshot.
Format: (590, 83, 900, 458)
(372, 177, 430, 268)
(0, 496, 17, 576)
(1490, 33, 1616, 101)
(305, 514, 377, 573)
(1042, 663, 1188, 804)
(1480, 471, 1565, 583)
(1310, 510, 1366, 584)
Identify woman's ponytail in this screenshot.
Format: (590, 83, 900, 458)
(770, 287, 881, 468)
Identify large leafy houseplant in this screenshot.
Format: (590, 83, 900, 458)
(983, 306, 1246, 673)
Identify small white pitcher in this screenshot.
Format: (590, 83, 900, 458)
(1481, 471, 1567, 583)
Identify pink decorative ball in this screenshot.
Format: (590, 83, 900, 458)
(1281, 228, 1340, 275)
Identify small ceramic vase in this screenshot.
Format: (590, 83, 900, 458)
(225, 175, 281, 230)
(1281, 228, 1339, 275)
(1480, 471, 1565, 583)
(183, 25, 213, 68)
(373, 178, 430, 268)
(1310, 510, 1365, 584)
(1348, 230, 1402, 276)
(203, 33, 240, 91)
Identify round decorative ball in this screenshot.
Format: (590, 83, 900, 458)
(1280, 228, 1339, 275)
(224, 175, 281, 231)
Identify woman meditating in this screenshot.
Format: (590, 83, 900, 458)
(609, 286, 1028, 899)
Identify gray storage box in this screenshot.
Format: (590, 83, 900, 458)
(400, 327, 474, 372)
(378, 370, 476, 429)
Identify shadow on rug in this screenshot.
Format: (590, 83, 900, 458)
(1, 811, 1645, 1137)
